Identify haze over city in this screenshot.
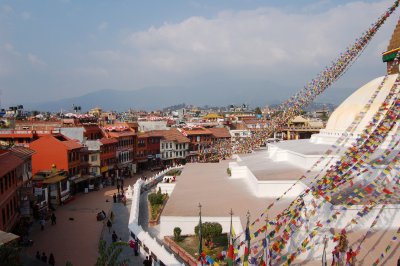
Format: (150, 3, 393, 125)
(1, 0, 398, 110)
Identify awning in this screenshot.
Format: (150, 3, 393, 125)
(72, 175, 95, 184)
(0, 230, 19, 245)
(42, 175, 67, 184)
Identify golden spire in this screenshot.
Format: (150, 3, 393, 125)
(383, 19, 400, 74)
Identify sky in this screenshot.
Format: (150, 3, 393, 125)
(0, 0, 399, 109)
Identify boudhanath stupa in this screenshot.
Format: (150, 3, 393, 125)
(158, 14, 400, 266)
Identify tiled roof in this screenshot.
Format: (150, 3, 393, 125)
(10, 146, 35, 159)
(208, 127, 231, 138)
(183, 127, 212, 135)
(159, 129, 189, 143)
(0, 151, 24, 177)
(99, 138, 118, 145)
(138, 131, 164, 138)
(61, 140, 83, 150)
(108, 131, 136, 138)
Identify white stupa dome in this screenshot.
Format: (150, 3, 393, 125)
(311, 74, 398, 146)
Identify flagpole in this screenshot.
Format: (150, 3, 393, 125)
(230, 208, 233, 246)
(266, 215, 270, 266)
(198, 203, 203, 266)
(228, 208, 234, 266)
(243, 210, 250, 266)
(322, 235, 327, 266)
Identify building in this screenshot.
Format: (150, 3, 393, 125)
(29, 134, 91, 195)
(32, 168, 69, 208)
(0, 129, 60, 147)
(0, 147, 34, 231)
(136, 131, 164, 170)
(86, 138, 118, 185)
(105, 129, 136, 178)
(274, 115, 325, 140)
(159, 129, 190, 166)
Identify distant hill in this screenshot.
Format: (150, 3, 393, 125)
(27, 81, 354, 112)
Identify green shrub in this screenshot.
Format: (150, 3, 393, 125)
(226, 168, 231, 176)
(148, 192, 164, 206)
(194, 222, 223, 244)
(173, 227, 182, 242)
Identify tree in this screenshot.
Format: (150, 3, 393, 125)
(95, 239, 129, 266)
(148, 192, 164, 205)
(173, 227, 182, 242)
(255, 107, 262, 115)
(195, 222, 223, 248)
(0, 242, 22, 266)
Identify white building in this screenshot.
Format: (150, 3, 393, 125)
(160, 128, 190, 163)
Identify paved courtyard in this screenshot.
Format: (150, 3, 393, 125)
(21, 172, 151, 266)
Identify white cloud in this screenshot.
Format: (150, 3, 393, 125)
(98, 21, 108, 31)
(3, 43, 21, 56)
(28, 54, 47, 67)
(2, 5, 13, 15)
(21, 11, 31, 20)
(115, 0, 394, 86)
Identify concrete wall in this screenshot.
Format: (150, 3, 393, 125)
(127, 166, 184, 266)
(159, 215, 243, 238)
(156, 183, 176, 196)
(229, 162, 307, 198)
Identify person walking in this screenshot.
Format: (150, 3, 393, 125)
(113, 193, 117, 203)
(41, 252, 47, 263)
(112, 231, 118, 243)
(51, 213, 56, 225)
(39, 217, 45, 231)
(143, 256, 149, 266)
(48, 253, 55, 266)
(117, 183, 120, 193)
(35, 251, 40, 260)
(106, 219, 112, 233)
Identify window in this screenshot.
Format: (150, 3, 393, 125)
(91, 155, 97, 162)
(169, 152, 172, 158)
(170, 143, 172, 149)
(61, 179, 68, 191)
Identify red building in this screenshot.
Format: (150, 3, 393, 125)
(208, 127, 231, 143)
(99, 138, 118, 179)
(135, 131, 164, 170)
(0, 147, 34, 232)
(181, 127, 213, 154)
(105, 130, 136, 178)
(29, 134, 89, 177)
(0, 129, 59, 147)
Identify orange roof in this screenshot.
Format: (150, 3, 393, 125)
(138, 131, 164, 138)
(99, 138, 118, 145)
(183, 127, 212, 136)
(61, 140, 83, 150)
(159, 129, 189, 143)
(208, 127, 231, 138)
(108, 131, 136, 138)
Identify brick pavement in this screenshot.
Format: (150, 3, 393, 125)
(100, 197, 146, 266)
(21, 175, 142, 266)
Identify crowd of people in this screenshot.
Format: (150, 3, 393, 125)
(36, 251, 55, 265)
